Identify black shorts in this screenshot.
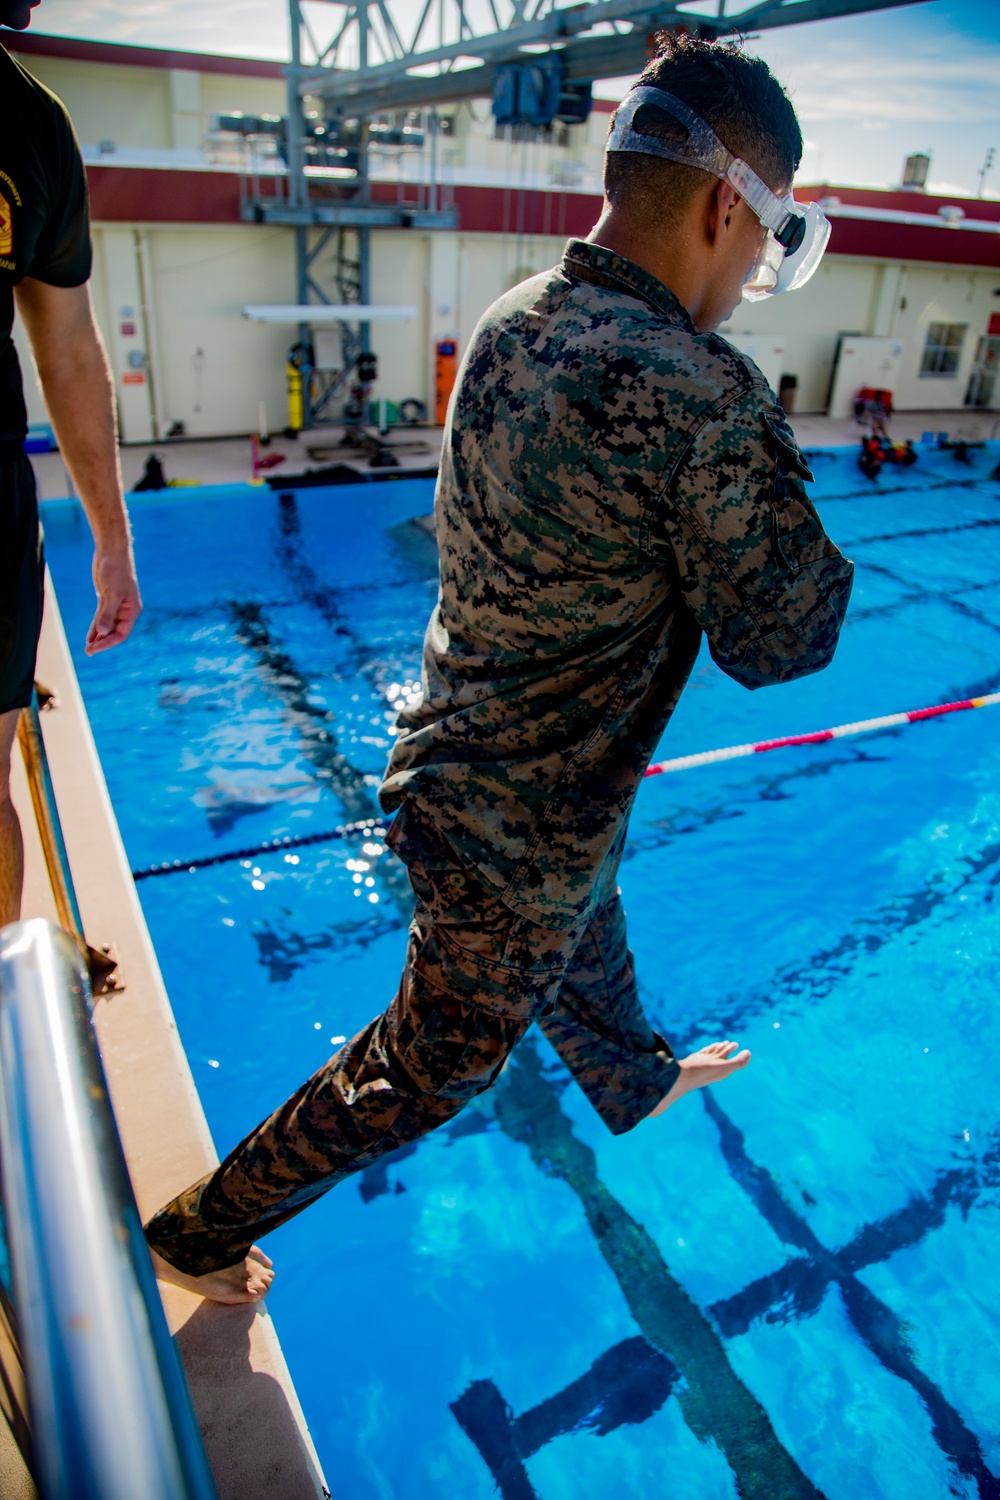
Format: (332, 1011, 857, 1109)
(0, 448, 43, 715)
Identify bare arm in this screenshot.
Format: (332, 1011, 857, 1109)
(14, 278, 141, 654)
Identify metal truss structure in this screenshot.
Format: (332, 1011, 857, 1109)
(294, 0, 930, 120)
(253, 0, 929, 426)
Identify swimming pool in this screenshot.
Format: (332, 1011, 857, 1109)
(44, 443, 1000, 1500)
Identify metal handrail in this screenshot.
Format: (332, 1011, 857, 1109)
(0, 919, 218, 1500)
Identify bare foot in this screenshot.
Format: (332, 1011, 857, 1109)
(149, 1244, 274, 1305)
(649, 1040, 751, 1118)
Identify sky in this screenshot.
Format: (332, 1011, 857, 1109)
(24, 0, 1000, 196)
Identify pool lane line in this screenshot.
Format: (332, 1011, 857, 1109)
(644, 693, 1000, 780)
(844, 557, 1000, 640)
(131, 817, 391, 882)
(850, 514, 1000, 547)
(227, 597, 415, 917)
(703, 1095, 1000, 1500)
(493, 1038, 826, 1500)
(814, 475, 998, 504)
(132, 692, 1000, 879)
(452, 1338, 680, 1499)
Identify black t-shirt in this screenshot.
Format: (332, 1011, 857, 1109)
(0, 44, 92, 444)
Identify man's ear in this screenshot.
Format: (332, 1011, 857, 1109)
(706, 178, 742, 250)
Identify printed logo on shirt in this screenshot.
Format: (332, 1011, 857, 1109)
(0, 192, 12, 260)
(0, 170, 21, 270)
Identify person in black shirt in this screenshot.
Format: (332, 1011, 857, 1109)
(1, 0, 141, 923)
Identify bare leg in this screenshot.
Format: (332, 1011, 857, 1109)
(149, 1244, 274, 1306)
(649, 1040, 751, 1117)
(0, 710, 24, 927)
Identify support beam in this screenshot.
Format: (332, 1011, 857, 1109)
(301, 0, 931, 116)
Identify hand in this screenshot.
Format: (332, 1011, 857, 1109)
(85, 548, 142, 655)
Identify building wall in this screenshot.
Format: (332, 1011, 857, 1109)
(722, 257, 999, 412)
(890, 266, 996, 409)
(16, 56, 174, 149)
(16, 226, 998, 444)
(367, 233, 431, 412)
(722, 259, 881, 411)
(15, 223, 294, 442)
(11, 46, 287, 158)
(9, 39, 997, 435)
(138, 224, 293, 438)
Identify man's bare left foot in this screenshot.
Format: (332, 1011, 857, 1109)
(149, 1244, 274, 1305)
(650, 1040, 751, 1118)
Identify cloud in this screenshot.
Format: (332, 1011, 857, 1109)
(28, 0, 289, 57)
(756, 27, 1000, 127)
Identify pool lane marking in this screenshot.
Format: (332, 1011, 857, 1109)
(493, 1038, 826, 1500)
(131, 817, 390, 881)
(703, 1095, 1000, 1500)
(850, 514, 1000, 548)
(227, 598, 414, 917)
(644, 693, 1000, 780)
(131, 694, 1000, 880)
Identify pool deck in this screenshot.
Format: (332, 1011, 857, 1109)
(25, 407, 999, 500)
(3, 581, 329, 1500)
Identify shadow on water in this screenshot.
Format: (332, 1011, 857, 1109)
(451, 1336, 680, 1500)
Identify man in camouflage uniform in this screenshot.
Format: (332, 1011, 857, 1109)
(145, 36, 853, 1303)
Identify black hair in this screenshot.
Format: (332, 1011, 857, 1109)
(604, 33, 803, 225)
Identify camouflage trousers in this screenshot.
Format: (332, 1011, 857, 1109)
(143, 810, 679, 1275)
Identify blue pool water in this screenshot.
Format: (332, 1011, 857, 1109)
(44, 444, 1000, 1500)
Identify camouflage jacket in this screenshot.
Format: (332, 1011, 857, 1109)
(380, 240, 854, 928)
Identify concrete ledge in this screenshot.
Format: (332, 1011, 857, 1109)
(11, 575, 328, 1500)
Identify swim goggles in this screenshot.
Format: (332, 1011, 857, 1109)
(607, 86, 830, 300)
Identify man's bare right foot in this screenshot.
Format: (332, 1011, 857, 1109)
(149, 1244, 274, 1305)
(649, 1040, 751, 1118)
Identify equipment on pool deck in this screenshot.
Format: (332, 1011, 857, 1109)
(435, 339, 459, 427)
(858, 434, 917, 480)
(858, 436, 885, 481)
(286, 346, 306, 434)
(133, 454, 167, 492)
(644, 692, 1000, 779)
(265, 461, 439, 488)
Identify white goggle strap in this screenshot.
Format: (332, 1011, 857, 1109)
(608, 86, 732, 176)
(608, 86, 803, 252)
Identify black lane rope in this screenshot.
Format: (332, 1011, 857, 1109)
(131, 816, 391, 882)
(814, 475, 999, 505)
(852, 514, 1000, 547)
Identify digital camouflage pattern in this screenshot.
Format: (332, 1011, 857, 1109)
(144, 806, 677, 1275)
(144, 240, 853, 1274)
(381, 239, 854, 928)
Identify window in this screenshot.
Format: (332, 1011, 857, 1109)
(920, 322, 967, 377)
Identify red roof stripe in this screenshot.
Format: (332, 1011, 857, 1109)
(7, 30, 286, 79)
(81, 165, 1000, 268)
(797, 182, 1000, 225)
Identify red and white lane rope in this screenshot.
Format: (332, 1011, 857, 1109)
(644, 692, 1000, 780)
